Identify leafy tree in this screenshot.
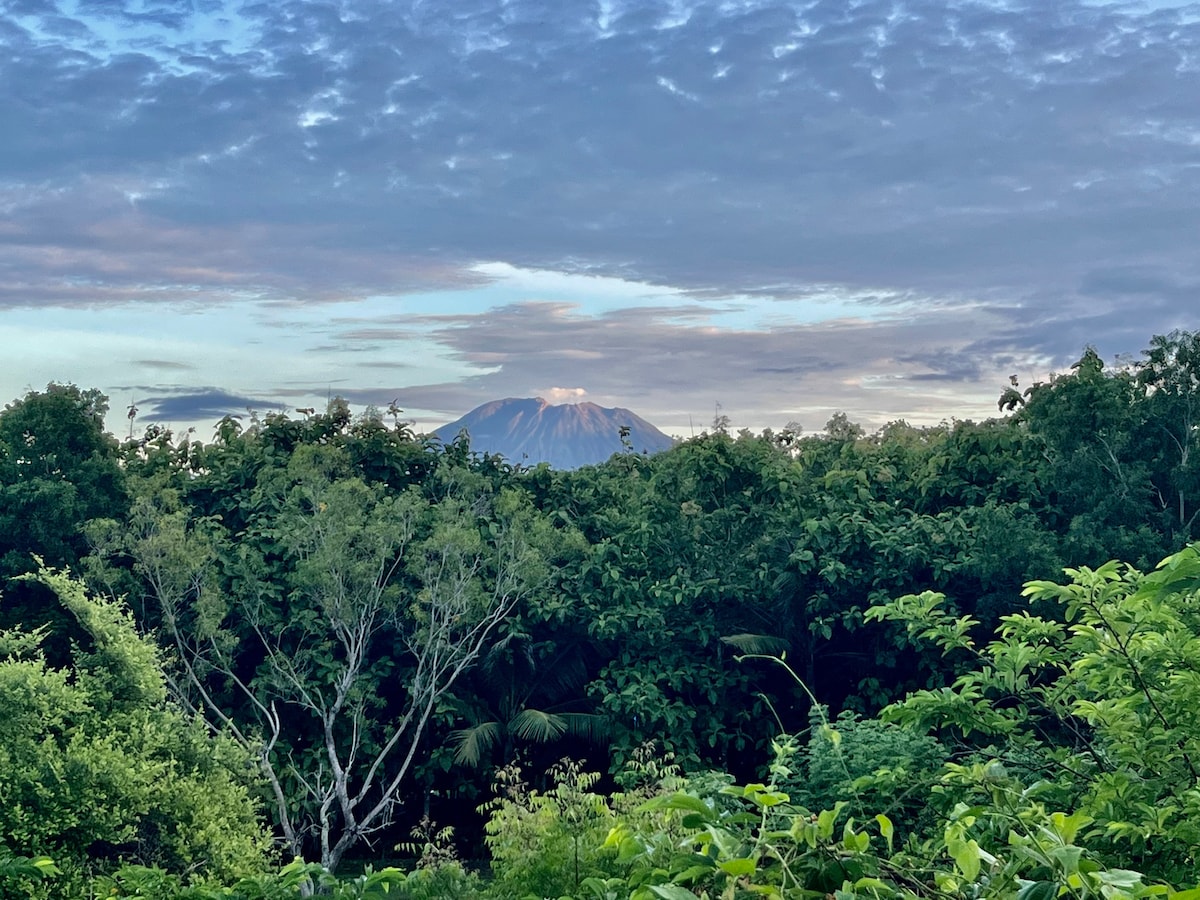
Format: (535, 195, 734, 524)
(0, 385, 129, 664)
(0, 384, 126, 575)
(481, 760, 617, 899)
(1137, 330, 1200, 534)
(1011, 336, 1200, 564)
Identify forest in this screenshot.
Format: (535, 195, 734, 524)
(4, 332, 1200, 898)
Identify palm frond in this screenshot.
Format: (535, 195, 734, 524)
(450, 720, 502, 767)
(556, 712, 611, 743)
(481, 628, 527, 675)
(509, 708, 567, 743)
(720, 633, 790, 655)
(538, 651, 589, 700)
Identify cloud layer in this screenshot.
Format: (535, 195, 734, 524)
(3, 0, 1199, 432)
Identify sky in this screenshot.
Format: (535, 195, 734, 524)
(3, 0, 1200, 441)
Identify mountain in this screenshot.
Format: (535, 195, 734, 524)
(433, 397, 674, 469)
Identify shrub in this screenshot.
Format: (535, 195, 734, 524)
(0, 568, 269, 883)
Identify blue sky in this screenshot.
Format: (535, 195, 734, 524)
(3, 0, 1199, 439)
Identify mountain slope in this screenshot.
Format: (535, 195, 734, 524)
(434, 397, 673, 469)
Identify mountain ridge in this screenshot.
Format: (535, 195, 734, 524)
(434, 397, 673, 469)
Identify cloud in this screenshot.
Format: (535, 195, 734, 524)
(4, 0, 1200, 432)
(131, 359, 198, 371)
(3, 0, 1198, 303)
(537, 386, 588, 403)
(309, 297, 1037, 432)
(136, 388, 287, 424)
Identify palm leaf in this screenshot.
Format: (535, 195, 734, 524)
(720, 633, 790, 655)
(510, 708, 568, 743)
(481, 628, 528, 678)
(556, 712, 611, 743)
(450, 720, 502, 767)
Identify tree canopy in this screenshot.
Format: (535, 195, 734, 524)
(6, 331, 1200, 894)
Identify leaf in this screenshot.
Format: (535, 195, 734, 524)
(1097, 869, 1145, 890)
(31, 856, 59, 876)
(875, 814, 894, 853)
(1049, 845, 1084, 876)
(948, 838, 982, 882)
(671, 863, 717, 883)
(718, 858, 756, 877)
(449, 721, 502, 766)
(720, 633, 790, 655)
(816, 803, 846, 839)
(642, 793, 716, 822)
(557, 712, 612, 743)
(1017, 881, 1059, 900)
(510, 708, 568, 742)
(649, 885, 705, 899)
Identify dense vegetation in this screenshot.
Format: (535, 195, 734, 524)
(4, 332, 1200, 896)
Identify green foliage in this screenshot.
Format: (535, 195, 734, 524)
(87, 426, 568, 871)
(0, 568, 270, 884)
(0, 385, 129, 667)
(782, 706, 948, 840)
(1015, 336, 1200, 562)
(0, 852, 58, 900)
(581, 741, 1179, 900)
(92, 858, 415, 898)
(481, 760, 618, 899)
(0, 384, 127, 577)
(15, 332, 1200, 880)
(868, 543, 1200, 883)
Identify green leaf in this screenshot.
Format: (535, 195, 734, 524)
(949, 838, 982, 882)
(720, 633, 790, 655)
(30, 857, 59, 876)
(1097, 869, 1145, 890)
(648, 885, 704, 900)
(1049, 845, 1084, 876)
(875, 814, 894, 853)
(717, 858, 756, 877)
(642, 793, 716, 822)
(510, 708, 568, 742)
(1017, 880, 1059, 900)
(1049, 811, 1093, 846)
(670, 864, 716, 883)
(449, 721, 502, 766)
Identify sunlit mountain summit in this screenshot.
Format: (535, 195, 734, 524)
(434, 397, 673, 469)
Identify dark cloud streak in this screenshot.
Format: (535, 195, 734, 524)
(137, 388, 287, 423)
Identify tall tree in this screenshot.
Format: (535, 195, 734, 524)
(0, 385, 128, 666)
(0, 384, 126, 578)
(1137, 330, 1200, 536)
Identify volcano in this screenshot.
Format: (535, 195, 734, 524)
(434, 398, 673, 469)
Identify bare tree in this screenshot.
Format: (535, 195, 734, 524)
(88, 457, 549, 874)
